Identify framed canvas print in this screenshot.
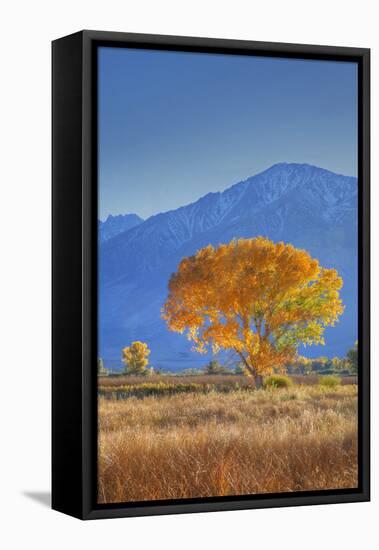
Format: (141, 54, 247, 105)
(52, 30, 370, 520)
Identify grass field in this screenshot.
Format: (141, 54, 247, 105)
(98, 374, 357, 398)
(97, 376, 358, 504)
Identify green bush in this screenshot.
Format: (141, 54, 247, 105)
(263, 375, 293, 389)
(204, 360, 232, 375)
(319, 375, 341, 389)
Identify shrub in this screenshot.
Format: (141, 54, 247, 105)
(346, 341, 358, 374)
(204, 360, 232, 375)
(263, 375, 293, 389)
(319, 375, 341, 389)
(234, 364, 249, 375)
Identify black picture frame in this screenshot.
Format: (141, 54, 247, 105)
(52, 30, 370, 520)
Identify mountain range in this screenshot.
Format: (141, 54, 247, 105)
(98, 163, 358, 371)
(98, 213, 143, 243)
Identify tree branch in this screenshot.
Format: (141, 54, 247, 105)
(233, 347, 255, 376)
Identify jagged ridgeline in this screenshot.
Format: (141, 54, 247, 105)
(98, 213, 143, 243)
(98, 163, 357, 371)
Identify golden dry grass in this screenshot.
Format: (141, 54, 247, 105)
(98, 373, 357, 388)
(98, 384, 358, 504)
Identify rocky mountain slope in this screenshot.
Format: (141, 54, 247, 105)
(98, 213, 143, 243)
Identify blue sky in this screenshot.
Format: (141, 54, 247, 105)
(98, 47, 357, 220)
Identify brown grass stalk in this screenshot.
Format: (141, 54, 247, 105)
(98, 385, 358, 503)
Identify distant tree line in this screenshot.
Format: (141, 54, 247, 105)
(97, 341, 358, 378)
(286, 341, 358, 376)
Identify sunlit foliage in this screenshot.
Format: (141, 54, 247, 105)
(162, 237, 344, 386)
(122, 341, 150, 376)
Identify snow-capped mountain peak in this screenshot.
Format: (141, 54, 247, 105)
(98, 213, 143, 243)
(99, 163, 357, 368)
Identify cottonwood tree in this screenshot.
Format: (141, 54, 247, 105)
(122, 341, 150, 375)
(162, 237, 344, 388)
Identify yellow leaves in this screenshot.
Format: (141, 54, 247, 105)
(122, 341, 151, 375)
(162, 237, 344, 378)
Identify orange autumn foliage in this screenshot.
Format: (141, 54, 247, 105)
(162, 237, 344, 382)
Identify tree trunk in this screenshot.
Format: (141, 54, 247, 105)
(233, 350, 264, 389)
(255, 374, 264, 390)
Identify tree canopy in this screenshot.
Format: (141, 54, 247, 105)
(162, 237, 344, 387)
(204, 359, 230, 375)
(346, 341, 358, 374)
(122, 341, 150, 375)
